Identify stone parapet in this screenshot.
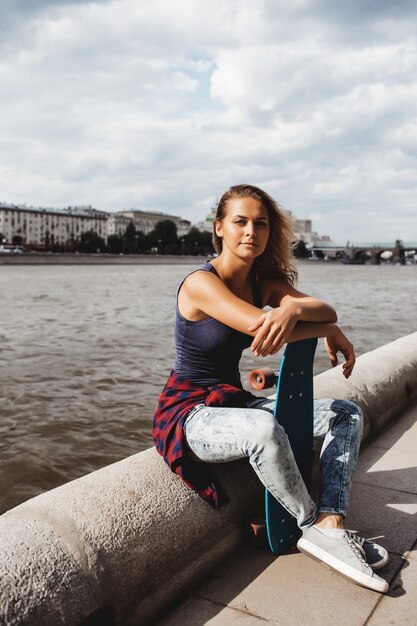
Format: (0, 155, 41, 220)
(1, 332, 417, 625)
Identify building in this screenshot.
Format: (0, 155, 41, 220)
(113, 210, 191, 237)
(197, 203, 217, 233)
(107, 214, 133, 238)
(0, 203, 108, 248)
(292, 218, 331, 245)
(0, 203, 193, 249)
(0, 200, 330, 249)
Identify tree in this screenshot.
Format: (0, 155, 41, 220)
(147, 220, 178, 254)
(77, 230, 107, 253)
(51, 242, 66, 253)
(119, 223, 147, 254)
(12, 235, 23, 246)
(107, 234, 123, 254)
(292, 240, 309, 259)
(135, 230, 147, 253)
(122, 222, 138, 254)
(182, 228, 214, 255)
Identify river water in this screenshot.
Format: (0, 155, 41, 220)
(1, 262, 416, 513)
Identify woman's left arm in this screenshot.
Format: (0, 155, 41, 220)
(249, 278, 337, 356)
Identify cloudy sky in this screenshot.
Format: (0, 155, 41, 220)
(1, 0, 417, 242)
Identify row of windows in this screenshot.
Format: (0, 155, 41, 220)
(0, 211, 107, 225)
(1, 219, 105, 231)
(2, 224, 105, 233)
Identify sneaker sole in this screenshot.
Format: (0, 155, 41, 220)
(297, 538, 389, 593)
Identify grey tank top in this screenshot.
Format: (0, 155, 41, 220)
(174, 261, 262, 387)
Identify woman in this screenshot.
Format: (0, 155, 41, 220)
(153, 184, 388, 593)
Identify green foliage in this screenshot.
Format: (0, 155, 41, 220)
(181, 227, 214, 255)
(76, 230, 107, 253)
(106, 224, 148, 254)
(125, 222, 136, 240)
(12, 235, 23, 246)
(147, 220, 178, 253)
(292, 240, 310, 259)
(107, 234, 123, 254)
(51, 242, 66, 253)
(51, 220, 215, 256)
(123, 223, 147, 253)
(122, 221, 139, 254)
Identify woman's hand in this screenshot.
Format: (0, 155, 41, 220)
(248, 303, 299, 357)
(325, 327, 356, 379)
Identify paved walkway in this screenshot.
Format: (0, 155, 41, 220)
(158, 402, 417, 625)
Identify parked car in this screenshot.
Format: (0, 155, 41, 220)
(0, 244, 25, 254)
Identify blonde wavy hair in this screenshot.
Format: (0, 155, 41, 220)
(213, 184, 298, 285)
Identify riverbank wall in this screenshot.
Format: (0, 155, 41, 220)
(2, 253, 412, 267)
(0, 253, 205, 265)
(1, 332, 417, 625)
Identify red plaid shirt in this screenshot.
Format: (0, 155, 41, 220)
(153, 370, 255, 507)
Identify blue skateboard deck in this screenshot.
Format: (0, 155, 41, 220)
(265, 338, 317, 555)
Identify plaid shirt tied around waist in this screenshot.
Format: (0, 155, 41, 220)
(152, 370, 256, 508)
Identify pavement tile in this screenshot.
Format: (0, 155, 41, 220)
(354, 403, 417, 497)
(196, 545, 381, 626)
(345, 481, 417, 556)
(353, 446, 417, 496)
(157, 594, 271, 625)
(160, 406, 417, 625)
(367, 550, 417, 625)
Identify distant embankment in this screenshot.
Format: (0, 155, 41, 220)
(1, 332, 417, 625)
(0, 253, 205, 265)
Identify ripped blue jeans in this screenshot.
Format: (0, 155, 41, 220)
(184, 397, 363, 530)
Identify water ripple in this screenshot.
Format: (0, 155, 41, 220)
(0, 262, 416, 513)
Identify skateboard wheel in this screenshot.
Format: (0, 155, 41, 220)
(246, 517, 267, 549)
(248, 368, 276, 390)
(249, 520, 266, 538)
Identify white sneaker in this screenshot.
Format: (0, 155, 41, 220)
(297, 526, 389, 593)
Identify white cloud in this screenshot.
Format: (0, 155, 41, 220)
(0, 0, 416, 241)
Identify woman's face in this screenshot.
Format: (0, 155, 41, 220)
(215, 196, 270, 260)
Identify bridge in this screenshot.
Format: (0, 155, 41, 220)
(309, 240, 417, 264)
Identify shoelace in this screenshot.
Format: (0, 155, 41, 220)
(346, 536, 371, 569)
(346, 529, 367, 548)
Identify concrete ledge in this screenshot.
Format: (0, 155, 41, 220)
(0, 451, 263, 626)
(1, 332, 417, 625)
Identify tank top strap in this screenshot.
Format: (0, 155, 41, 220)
(177, 260, 261, 306)
(176, 261, 216, 300)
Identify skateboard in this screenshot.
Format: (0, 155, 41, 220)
(248, 338, 317, 555)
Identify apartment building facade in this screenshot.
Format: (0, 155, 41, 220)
(0, 203, 108, 247)
(113, 210, 191, 237)
(0, 203, 192, 248)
